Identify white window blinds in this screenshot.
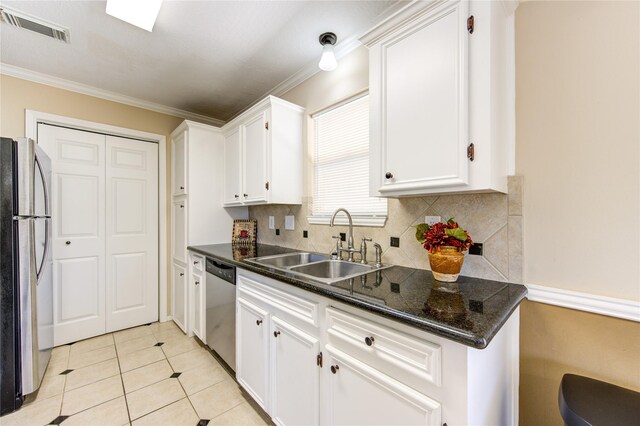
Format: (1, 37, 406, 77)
(310, 95, 387, 225)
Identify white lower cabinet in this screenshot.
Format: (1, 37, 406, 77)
(191, 272, 204, 341)
(172, 262, 187, 332)
(325, 347, 440, 426)
(237, 297, 269, 410)
(189, 253, 205, 341)
(236, 268, 520, 426)
(271, 317, 320, 426)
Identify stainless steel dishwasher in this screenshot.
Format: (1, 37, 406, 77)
(205, 257, 236, 371)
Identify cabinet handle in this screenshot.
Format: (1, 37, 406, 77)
(256, 320, 263, 326)
(243, 193, 248, 198)
(365, 336, 375, 346)
(331, 365, 339, 374)
(180, 186, 184, 190)
(273, 331, 280, 338)
(65, 241, 71, 245)
(194, 261, 199, 265)
(179, 273, 184, 277)
(180, 204, 184, 208)
(385, 172, 393, 179)
(195, 281, 199, 286)
(234, 194, 239, 199)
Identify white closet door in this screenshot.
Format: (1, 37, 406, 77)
(105, 136, 158, 332)
(38, 125, 107, 346)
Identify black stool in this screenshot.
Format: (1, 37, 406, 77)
(558, 373, 640, 426)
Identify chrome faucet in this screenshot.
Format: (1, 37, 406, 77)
(329, 208, 357, 262)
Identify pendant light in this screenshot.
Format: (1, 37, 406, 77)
(318, 32, 338, 71)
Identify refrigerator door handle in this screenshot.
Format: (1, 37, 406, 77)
(16, 138, 35, 217)
(34, 142, 52, 217)
(36, 219, 51, 283)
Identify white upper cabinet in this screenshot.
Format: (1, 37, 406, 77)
(243, 110, 269, 204)
(222, 96, 304, 206)
(171, 130, 187, 196)
(362, 0, 515, 197)
(223, 127, 242, 204)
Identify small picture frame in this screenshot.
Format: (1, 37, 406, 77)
(232, 219, 257, 245)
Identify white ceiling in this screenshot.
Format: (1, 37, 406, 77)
(0, 0, 403, 123)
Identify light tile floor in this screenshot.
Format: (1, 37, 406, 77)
(2, 321, 270, 426)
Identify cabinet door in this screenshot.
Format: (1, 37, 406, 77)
(271, 316, 320, 426)
(172, 262, 187, 332)
(191, 272, 204, 341)
(372, 0, 469, 195)
(172, 130, 187, 196)
(171, 198, 187, 263)
(223, 128, 242, 205)
(236, 298, 270, 410)
(325, 347, 441, 426)
(242, 110, 269, 204)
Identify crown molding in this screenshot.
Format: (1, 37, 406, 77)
(0, 63, 225, 127)
(526, 283, 640, 322)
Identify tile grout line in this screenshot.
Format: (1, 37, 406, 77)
(112, 333, 133, 425)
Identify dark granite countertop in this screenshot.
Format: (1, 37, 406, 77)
(188, 243, 527, 349)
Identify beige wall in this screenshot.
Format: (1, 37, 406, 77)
(516, 1, 640, 424)
(0, 74, 185, 313)
(516, 1, 640, 301)
(519, 300, 640, 425)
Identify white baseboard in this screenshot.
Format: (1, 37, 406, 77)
(526, 284, 640, 322)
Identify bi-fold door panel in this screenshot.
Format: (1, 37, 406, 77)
(105, 135, 158, 332)
(38, 125, 106, 345)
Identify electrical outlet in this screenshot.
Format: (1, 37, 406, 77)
(425, 216, 441, 226)
(390, 237, 400, 247)
(469, 242, 483, 256)
(275, 229, 280, 236)
(285, 215, 295, 230)
(268, 216, 275, 229)
(303, 230, 308, 238)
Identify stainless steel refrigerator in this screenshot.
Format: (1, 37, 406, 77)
(0, 137, 53, 415)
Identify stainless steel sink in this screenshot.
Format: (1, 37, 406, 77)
(245, 253, 390, 284)
(246, 252, 330, 269)
(290, 260, 382, 283)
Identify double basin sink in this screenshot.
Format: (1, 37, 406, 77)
(245, 252, 390, 284)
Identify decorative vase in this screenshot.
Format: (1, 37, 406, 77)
(428, 246, 465, 282)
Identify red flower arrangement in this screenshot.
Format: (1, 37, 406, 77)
(415, 218, 473, 253)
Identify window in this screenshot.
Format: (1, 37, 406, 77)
(309, 94, 387, 226)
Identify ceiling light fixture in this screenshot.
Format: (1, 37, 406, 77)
(318, 32, 338, 71)
(106, 0, 163, 32)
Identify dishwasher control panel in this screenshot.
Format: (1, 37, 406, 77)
(206, 258, 236, 284)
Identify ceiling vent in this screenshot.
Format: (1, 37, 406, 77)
(0, 6, 70, 43)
